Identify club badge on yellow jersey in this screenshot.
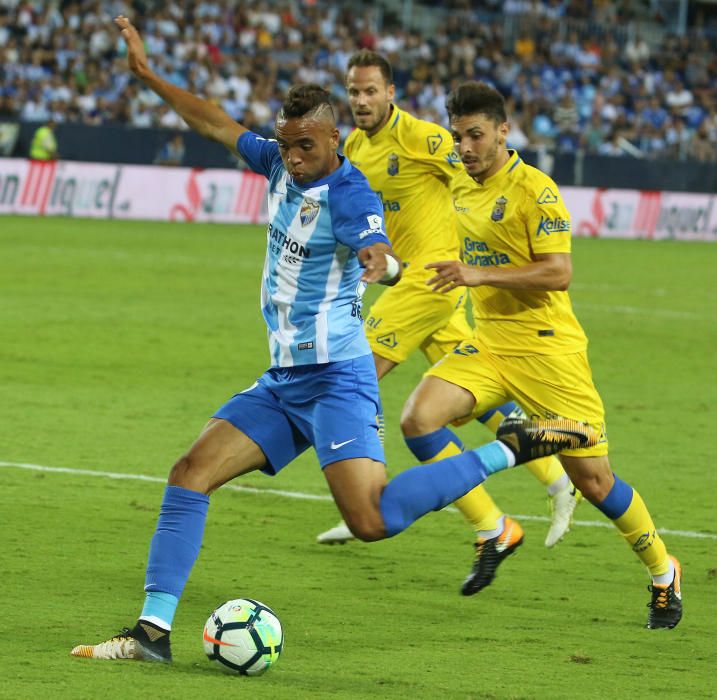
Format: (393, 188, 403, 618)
(387, 153, 399, 176)
(491, 196, 507, 222)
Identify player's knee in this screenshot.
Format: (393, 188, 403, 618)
(400, 402, 440, 438)
(168, 454, 210, 494)
(572, 470, 612, 503)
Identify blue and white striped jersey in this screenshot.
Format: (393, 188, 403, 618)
(237, 131, 391, 367)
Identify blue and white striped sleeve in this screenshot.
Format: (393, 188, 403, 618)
(329, 180, 391, 252)
(236, 132, 283, 179)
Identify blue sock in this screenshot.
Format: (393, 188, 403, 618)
(144, 485, 209, 606)
(379, 441, 511, 537)
(594, 472, 634, 518)
(140, 591, 179, 629)
(404, 427, 464, 461)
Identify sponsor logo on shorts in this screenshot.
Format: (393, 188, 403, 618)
(330, 438, 357, 450)
(453, 343, 479, 356)
(376, 332, 398, 349)
(536, 216, 571, 237)
(298, 341, 314, 350)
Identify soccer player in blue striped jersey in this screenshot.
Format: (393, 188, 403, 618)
(69, 17, 595, 664)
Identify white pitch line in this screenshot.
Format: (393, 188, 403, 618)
(572, 302, 705, 321)
(2, 460, 715, 541)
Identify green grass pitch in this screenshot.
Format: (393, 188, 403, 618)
(1, 215, 716, 699)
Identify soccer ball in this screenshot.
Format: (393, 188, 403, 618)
(203, 598, 284, 675)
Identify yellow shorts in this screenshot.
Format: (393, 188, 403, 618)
(365, 273, 472, 365)
(425, 342, 608, 457)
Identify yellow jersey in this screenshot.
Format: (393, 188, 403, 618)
(451, 150, 587, 356)
(343, 106, 462, 271)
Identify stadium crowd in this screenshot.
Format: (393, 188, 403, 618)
(1, 0, 717, 162)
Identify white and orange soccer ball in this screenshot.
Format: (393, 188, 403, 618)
(203, 598, 284, 675)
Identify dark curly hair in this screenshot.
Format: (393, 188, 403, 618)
(446, 81, 507, 124)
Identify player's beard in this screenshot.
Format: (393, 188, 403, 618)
(466, 136, 500, 182)
(355, 103, 391, 135)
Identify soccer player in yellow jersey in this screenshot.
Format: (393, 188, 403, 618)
(317, 50, 582, 594)
(401, 81, 681, 628)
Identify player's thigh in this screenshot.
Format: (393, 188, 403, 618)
(169, 418, 268, 494)
(560, 454, 614, 503)
(497, 352, 609, 458)
(306, 355, 385, 468)
(419, 294, 473, 366)
(403, 341, 510, 434)
(323, 457, 388, 541)
(373, 352, 398, 380)
(209, 379, 311, 478)
(365, 276, 465, 364)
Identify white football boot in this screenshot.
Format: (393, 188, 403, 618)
(316, 519, 355, 544)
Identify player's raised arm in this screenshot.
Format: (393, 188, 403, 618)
(114, 15, 246, 154)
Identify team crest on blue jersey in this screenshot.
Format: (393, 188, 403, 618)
(387, 153, 399, 176)
(300, 197, 320, 227)
(491, 196, 508, 222)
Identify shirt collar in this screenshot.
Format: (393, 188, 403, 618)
(366, 104, 401, 143)
(475, 149, 521, 188)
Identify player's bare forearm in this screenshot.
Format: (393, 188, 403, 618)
(114, 15, 245, 151)
(359, 243, 402, 286)
(426, 253, 572, 292)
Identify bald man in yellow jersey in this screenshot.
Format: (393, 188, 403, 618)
(317, 50, 581, 595)
(401, 81, 681, 628)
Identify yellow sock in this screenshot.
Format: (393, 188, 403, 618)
(613, 490, 669, 577)
(524, 455, 565, 488)
(424, 441, 503, 532)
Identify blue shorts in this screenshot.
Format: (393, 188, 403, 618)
(213, 354, 385, 475)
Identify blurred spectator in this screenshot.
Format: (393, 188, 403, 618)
(1, 0, 716, 165)
(688, 124, 717, 162)
(623, 33, 650, 65)
(29, 118, 58, 160)
(154, 132, 185, 166)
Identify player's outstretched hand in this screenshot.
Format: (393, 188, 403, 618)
(425, 260, 482, 292)
(359, 245, 400, 285)
(360, 245, 389, 283)
(114, 15, 150, 79)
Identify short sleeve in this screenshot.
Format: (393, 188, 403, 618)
(237, 132, 283, 179)
(342, 129, 359, 160)
(412, 123, 462, 183)
(329, 180, 390, 252)
(523, 180, 573, 254)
